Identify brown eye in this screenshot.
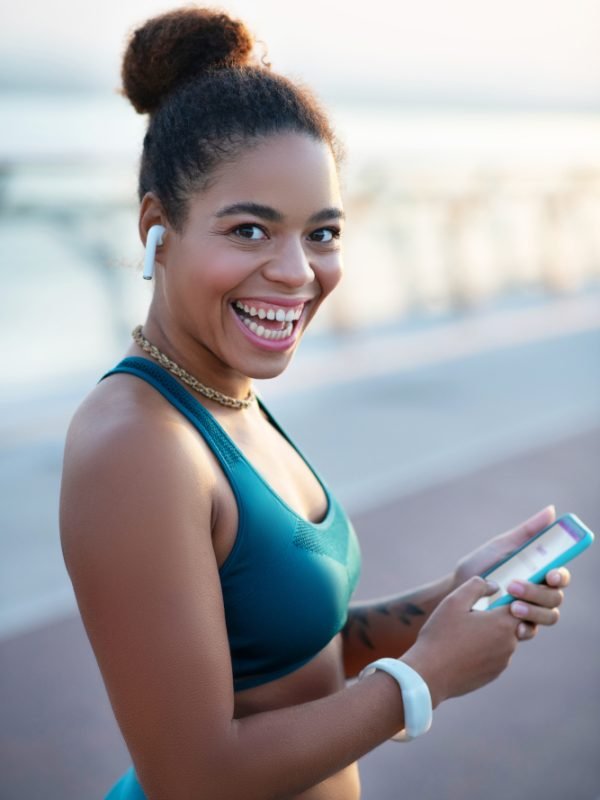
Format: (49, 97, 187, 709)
(233, 224, 267, 240)
(310, 227, 340, 243)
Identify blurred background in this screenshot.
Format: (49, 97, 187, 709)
(1, 1, 599, 799)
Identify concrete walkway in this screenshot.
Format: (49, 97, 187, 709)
(1, 295, 598, 799)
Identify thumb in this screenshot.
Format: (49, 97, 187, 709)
(451, 575, 500, 608)
(506, 504, 556, 548)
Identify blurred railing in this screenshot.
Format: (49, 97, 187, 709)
(332, 164, 600, 329)
(2, 156, 600, 338)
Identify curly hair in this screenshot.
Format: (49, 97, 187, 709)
(120, 6, 342, 230)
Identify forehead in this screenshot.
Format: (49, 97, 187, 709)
(191, 133, 342, 220)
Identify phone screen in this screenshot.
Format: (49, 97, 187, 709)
(472, 518, 584, 611)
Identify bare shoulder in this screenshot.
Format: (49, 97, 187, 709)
(59, 371, 221, 618)
(59, 373, 236, 795)
(63, 370, 214, 469)
(60, 372, 217, 555)
(60, 376, 215, 567)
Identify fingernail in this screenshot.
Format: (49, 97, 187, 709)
(547, 570, 560, 584)
(518, 623, 528, 638)
(508, 581, 524, 596)
(512, 601, 528, 616)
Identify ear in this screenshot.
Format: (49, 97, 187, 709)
(139, 192, 170, 265)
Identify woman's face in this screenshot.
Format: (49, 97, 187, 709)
(157, 132, 344, 381)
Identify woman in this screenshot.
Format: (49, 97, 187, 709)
(59, 8, 570, 799)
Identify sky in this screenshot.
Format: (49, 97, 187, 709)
(1, 0, 600, 108)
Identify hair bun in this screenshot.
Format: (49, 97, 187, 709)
(121, 7, 255, 114)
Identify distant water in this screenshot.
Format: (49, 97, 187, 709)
(3, 90, 600, 165)
(2, 91, 600, 392)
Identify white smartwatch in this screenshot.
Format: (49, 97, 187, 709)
(358, 657, 433, 742)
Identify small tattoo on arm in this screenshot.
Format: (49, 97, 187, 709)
(395, 602, 425, 626)
(342, 600, 426, 652)
(374, 603, 392, 616)
(357, 627, 375, 649)
(343, 608, 375, 650)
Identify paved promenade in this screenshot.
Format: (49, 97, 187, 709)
(1, 296, 598, 799)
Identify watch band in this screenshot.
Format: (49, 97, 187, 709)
(358, 657, 433, 742)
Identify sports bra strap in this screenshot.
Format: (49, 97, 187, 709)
(98, 356, 244, 476)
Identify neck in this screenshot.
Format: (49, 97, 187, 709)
(133, 314, 254, 406)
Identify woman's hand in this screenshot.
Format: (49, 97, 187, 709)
(501, 566, 569, 641)
(402, 576, 522, 708)
(452, 505, 571, 641)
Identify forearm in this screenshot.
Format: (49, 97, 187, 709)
(223, 665, 428, 800)
(147, 654, 440, 800)
(342, 572, 455, 678)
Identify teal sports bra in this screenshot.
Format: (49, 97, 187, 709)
(102, 356, 362, 799)
(99, 357, 362, 694)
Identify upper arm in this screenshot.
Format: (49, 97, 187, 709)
(59, 403, 234, 797)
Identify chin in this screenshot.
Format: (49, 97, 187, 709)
(241, 350, 298, 381)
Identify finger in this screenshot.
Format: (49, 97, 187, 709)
(516, 622, 538, 641)
(454, 575, 500, 607)
(506, 505, 557, 547)
(507, 580, 564, 609)
(510, 601, 560, 626)
(545, 567, 571, 588)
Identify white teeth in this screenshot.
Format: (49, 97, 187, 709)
(234, 300, 304, 338)
(240, 321, 294, 340)
(235, 302, 304, 318)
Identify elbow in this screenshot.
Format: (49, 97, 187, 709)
(141, 762, 242, 800)
(137, 721, 279, 800)
(132, 734, 232, 800)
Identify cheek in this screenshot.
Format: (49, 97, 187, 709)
(318, 254, 344, 295)
(174, 246, 259, 301)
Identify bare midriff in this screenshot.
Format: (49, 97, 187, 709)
(233, 633, 360, 800)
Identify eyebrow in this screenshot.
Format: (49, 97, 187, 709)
(214, 202, 345, 224)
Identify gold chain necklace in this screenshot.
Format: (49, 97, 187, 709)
(131, 325, 256, 410)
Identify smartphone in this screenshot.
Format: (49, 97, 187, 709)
(472, 512, 594, 611)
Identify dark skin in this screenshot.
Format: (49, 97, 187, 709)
(341, 510, 570, 681)
(60, 133, 570, 800)
(341, 578, 450, 679)
(342, 559, 567, 681)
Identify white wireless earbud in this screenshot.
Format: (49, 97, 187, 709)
(143, 224, 166, 280)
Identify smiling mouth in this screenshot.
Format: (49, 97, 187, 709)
(231, 300, 304, 341)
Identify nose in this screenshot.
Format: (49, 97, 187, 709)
(261, 237, 315, 288)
